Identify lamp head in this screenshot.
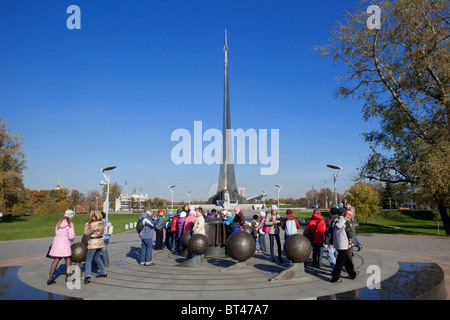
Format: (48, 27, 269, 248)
(327, 164, 342, 170)
(101, 166, 117, 173)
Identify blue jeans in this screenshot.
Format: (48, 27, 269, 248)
(140, 238, 153, 264)
(312, 243, 324, 267)
(327, 244, 338, 269)
(171, 232, 178, 251)
(258, 234, 266, 253)
(85, 248, 106, 279)
(101, 239, 110, 267)
(355, 236, 362, 248)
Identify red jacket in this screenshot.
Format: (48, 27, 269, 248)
(171, 216, 179, 233)
(306, 213, 326, 244)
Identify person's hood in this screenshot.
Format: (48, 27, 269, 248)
(285, 215, 297, 220)
(334, 217, 346, 228)
(59, 219, 69, 229)
(311, 213, 323, 221)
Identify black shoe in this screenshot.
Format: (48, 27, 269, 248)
(351, 270, 359, 280)
(271, 258, 275, 263)
(278, 257, 284, 263)
(358, 246, 362, 252)
(96, 273, 107, 278)
(47, 279, 56, 285)
(84, 277, 91, 284)
(331, 278, 342, 283)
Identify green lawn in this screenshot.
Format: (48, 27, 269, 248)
(291, 209, 444, 237)
(0, 209, 446, 241)
(0, 213, 144, 241)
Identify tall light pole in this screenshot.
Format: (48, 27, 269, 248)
(168, 185, 176, 213)
(275, 184, 282, 209)
(186, 190, 191, 206)
(327, 164, 342, 208)
(100, 166, 116, 220)
(261, 190, 267, 208)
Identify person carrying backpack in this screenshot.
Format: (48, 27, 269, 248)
(281, 209, 300, 239)
(305, 208, 326, 268)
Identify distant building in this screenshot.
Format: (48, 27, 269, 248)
(115, 192, 149, 211)
(55, 176, 60, 190)
(239, 187, 245, 197)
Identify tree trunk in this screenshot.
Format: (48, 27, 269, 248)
(436, 200, 450, 236)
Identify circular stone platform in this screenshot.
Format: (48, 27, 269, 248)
(17, 234, 402, 300)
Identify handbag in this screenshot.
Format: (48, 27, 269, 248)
(46, 244, 53, 258)
(303, 220, 321, 242)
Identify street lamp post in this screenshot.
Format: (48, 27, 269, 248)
(275, 184, 282, 209)
(100, 166, 116, 220)
(186, 190, 191, 206)
(261, 190, 267, 208)
(169, 185, 176, 213)
(327, 164, 342, 208)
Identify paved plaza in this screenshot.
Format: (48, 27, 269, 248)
(1, 211, 449, 300)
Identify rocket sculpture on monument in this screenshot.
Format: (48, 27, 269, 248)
(208, 30, 248, 205)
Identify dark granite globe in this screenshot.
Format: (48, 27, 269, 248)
(71, 242, 87, 262)
(188, 234, 210, 255)
(283, 234, 312, 263)
(181, 231, 192, 248)
(226, 231, 256, 262)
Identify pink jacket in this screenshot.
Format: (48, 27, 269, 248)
(184, 214, 196, 233)
(49, 220, 75, 258)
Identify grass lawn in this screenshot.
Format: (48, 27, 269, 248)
(290, 210, 444, 237)
(0, 209, 446, 241)
(0, 213, 143, 241)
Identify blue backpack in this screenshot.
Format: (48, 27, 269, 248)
(285, 219, 298, 236)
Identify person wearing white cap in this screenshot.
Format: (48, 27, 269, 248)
(256, 211, 267, 254)
(47, 210, 75, 285)
(176, 211, 187, 253)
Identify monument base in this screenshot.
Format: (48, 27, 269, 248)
(220, 261, 248, 272)
(180, 249, 188, 258)
(269, 262, 306, 281)
(176, 255, 203, 268)
(205, 245, 227, 258)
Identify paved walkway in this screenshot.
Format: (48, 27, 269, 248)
(1, 212, 449, 300)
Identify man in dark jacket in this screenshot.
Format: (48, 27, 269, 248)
(329, 207, 358, 283)
(154, 209, 165, 250)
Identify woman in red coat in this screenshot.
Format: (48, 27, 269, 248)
(306, 209, 326, 268)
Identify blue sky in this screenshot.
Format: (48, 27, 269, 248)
(1, 0, 378, 201)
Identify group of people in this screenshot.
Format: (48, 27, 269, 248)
(46, 202, 361, 285)
(303, 202, 362, 283)
(47, 208, 112, 285)
(137, 205, 207, 265)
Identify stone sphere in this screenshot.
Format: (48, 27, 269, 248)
(188, 234, 210, 255)
(283, 234, 312, 263)
(243, 224, 253, 234)
(226, 231, 256, 262)
(81, 234, 90, 245)
(181, 231, 192, 248)
(71, 242, 88, 262)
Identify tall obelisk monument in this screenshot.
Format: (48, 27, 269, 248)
(208, 30, 247, 205)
